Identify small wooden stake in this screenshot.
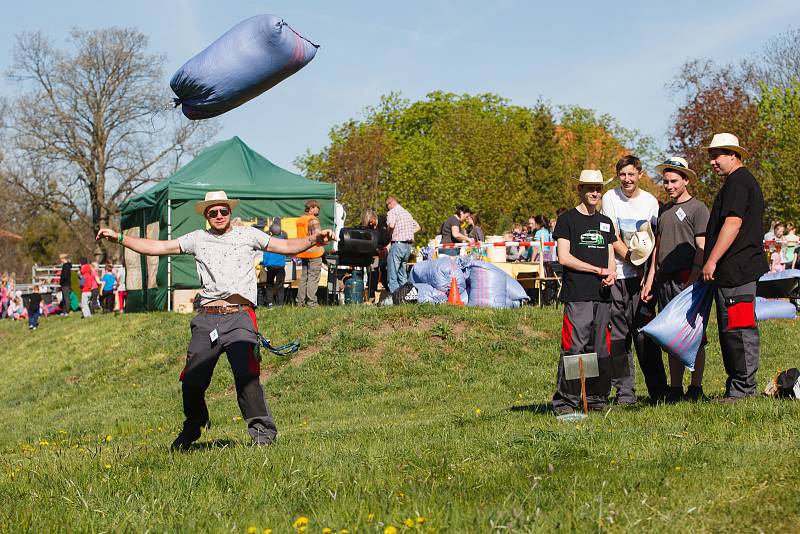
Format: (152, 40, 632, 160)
(579, 357, 588, 415)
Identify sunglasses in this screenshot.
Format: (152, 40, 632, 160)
(206, 208, 230, 218)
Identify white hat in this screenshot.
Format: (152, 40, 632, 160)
(655, 156, 697, 182)
(195, 191, 240, 215)
(577, 169, 613, 185)
(704, 132, 749, 159)
(628, 221, 655, 266)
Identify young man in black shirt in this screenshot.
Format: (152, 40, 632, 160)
(701, 133, 768, 401)
(552, 170, 618, 415)
(59, 253, 72, 316)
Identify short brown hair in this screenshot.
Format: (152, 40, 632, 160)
(615, 155, 642, 174)
(304, 199, 320, 212)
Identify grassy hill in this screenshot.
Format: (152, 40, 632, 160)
(1, 304, 799, 533)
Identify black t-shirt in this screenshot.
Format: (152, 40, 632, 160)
(440, 215, 461, 244)
(27, 293, 42, 314)
(704, 167, 768, 287)
(60, 262, 72, 287)
(553, 208, 617, 302)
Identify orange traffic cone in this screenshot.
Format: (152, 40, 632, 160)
(447, 275, 464, 306)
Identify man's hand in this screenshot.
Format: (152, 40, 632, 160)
(641, 278, 653, 302)
(702, 261, 716, 282)
(96, 228, 119, 242)
(312, 229, 337, 246)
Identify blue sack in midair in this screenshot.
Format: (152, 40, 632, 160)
(640, 282, 713, 371)
(171, 14, 319, 120)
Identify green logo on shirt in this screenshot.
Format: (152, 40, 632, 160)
(580, 230, 605, 247)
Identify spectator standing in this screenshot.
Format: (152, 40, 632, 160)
(79, 258, 95, 318)
(90, 262, 102, 312)
(552, 170, 617, 415)
(27, 285, 42, 330)
(440, 205, 471, 256)
(0, 273, 8, 319)
(295, 200, 325, 307)
(601, 155, 668, 405)
(784, 223, 798, 269)
(116, 265, 127, 312)
(701, 133, 768, 401)
(101, 264, 117, 312)
(641, 157, 710, 402)
(58, 253, 72, 316)
(262, 217, 288, 308)
(467, 212, 485, 243)
(385, 196, 420, 294)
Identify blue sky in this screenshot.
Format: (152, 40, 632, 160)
(2, 1, 799, 173)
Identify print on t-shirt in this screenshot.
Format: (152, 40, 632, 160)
(579, 229, 606, 248)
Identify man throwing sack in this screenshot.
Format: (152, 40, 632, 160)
(96, 191, 335, 449)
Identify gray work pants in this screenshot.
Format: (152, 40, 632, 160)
(714, 281, 760, 397)
(552, 301, 613, 412)
(179, 309, 277, 442)
(297, 257, 322, 306)
(80, 291, 92, 318)
(609, 277, 668, 403)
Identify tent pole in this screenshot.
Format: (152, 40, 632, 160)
(167, 197, 172, 312)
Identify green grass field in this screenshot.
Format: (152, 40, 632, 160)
(1, 304, 799, 533)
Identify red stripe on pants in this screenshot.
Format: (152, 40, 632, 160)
(562, 312, 574, 351)
(246, 308, 261, 376)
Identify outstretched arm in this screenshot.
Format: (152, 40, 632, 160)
(96, 228, 181, 256)
(267, 230, 336, 255)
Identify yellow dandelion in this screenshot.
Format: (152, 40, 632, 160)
(322, 529, 332, 534)
(38, 441, 49, 446)
(404, 518, 415, 528)
(292, 516, 309, 530)
(263, 529, 272, 534)
(367, 513, 375, 522)
(339, 530, 349, 534)
(416, 517, 426, 524)
(384, 527, 398, 534)
(674, 466, 682, 471)
(475, 408, 481, 416)
(248, 527, 257, 534)
(105, 435, 112, 442)
(104, 464, 111, 469)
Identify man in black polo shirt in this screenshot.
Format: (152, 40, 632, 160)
(552, 170, 618, 415)
(701, 133, 768, 401)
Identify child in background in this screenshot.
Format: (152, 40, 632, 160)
(27, 286, 43, 330)
(101, 264, 117, 312)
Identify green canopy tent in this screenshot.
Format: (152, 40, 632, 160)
(119, 136, 336, 312)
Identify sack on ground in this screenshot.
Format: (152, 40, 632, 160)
(755, 297, 797, 321)
(415, 283, 448, 304)
(640, 281, 713, 371)
(171, 14, 319, 120)
(464, 259, 528, 308)
(410, 258, 467, 303)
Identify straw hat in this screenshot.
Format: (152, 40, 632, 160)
(704, 132, 749, 159)
(655, 156, 697, 182)
(628, 221, 655, 266)
(195, 191, 239, 215)
(576, 169, 613, 186)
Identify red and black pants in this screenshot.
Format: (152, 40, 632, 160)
(180, 309, 277, 441)
(552, 301, 613, 412)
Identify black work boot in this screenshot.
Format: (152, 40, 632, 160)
(170, 426, 202, 451)
(665, 386, 684, 404)
(684, 385, 707, 402)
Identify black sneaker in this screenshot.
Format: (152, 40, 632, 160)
(170, 426, 201, 451)
(249, 423, 276, 446)
(665, 386, 684, 404)
(684, 385, 707, 402)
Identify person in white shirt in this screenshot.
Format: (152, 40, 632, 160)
(601, 155, 668, 405)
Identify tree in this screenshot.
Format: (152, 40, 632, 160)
(4, 28, 217, 259)
(666, 59, 766, 206)
(758, 81, 800, 225)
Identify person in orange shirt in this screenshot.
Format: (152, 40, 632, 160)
(296, 199, 325, 307)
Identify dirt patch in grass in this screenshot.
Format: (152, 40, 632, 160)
(519, 324, 552, 339)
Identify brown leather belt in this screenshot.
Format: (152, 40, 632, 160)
(200, 305, 254, 315)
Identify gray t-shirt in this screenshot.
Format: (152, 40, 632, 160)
(656, 197, 710, 275)
(441, 215, 461, 244)
(178, 226, 271, 306)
